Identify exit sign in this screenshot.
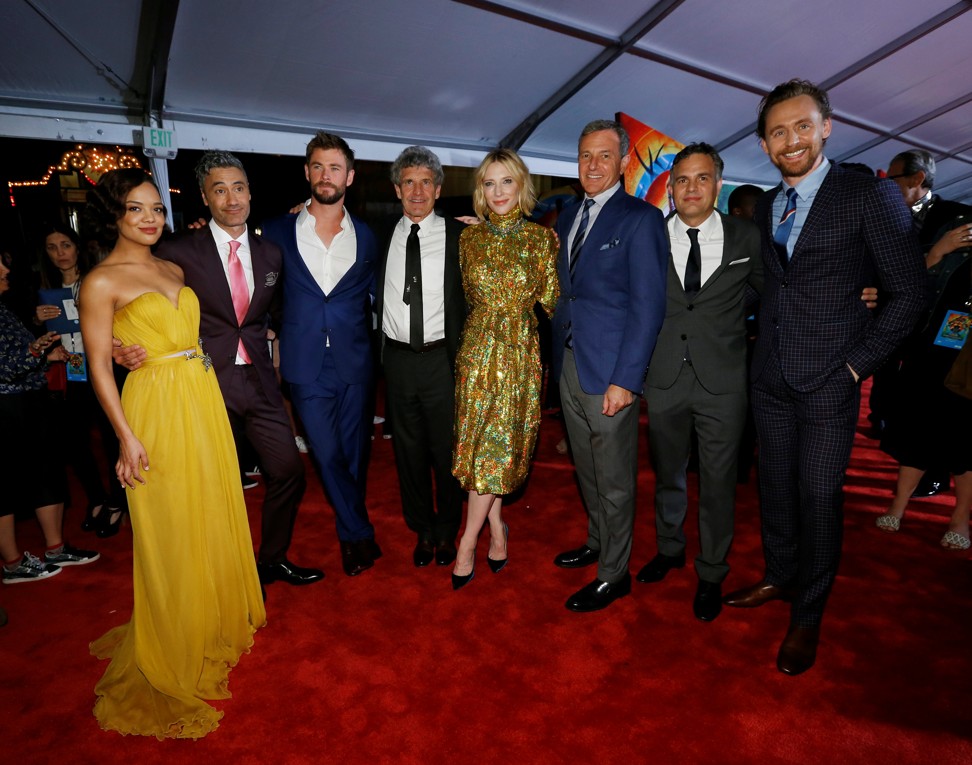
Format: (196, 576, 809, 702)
(142, 127, 178, 159)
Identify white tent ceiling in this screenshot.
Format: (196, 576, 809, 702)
(2, 0, 972, 202)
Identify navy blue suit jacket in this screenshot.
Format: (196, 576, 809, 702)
(551, 188, 668, 395)
(752, 163, 925, 392)
(262, 211, 377, 386)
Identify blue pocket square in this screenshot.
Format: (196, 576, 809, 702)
(599, 238, 621, 251)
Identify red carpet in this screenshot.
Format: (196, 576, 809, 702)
(3, 384, 970, 764)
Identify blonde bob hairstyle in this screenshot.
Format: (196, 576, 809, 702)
(472, 148, 537, 219)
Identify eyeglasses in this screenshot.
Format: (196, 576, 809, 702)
(885, 173, 909, 180)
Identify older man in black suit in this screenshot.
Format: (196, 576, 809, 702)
(375, 146, 466, 568)
(724, 80, 925, 674)
(637, 143, 762, 623)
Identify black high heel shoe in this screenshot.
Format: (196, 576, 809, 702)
(452, 552, 476, 591)
(487, 523, 509, 574)
(81, 502, 104, 533)
(96, 507, 124, 539)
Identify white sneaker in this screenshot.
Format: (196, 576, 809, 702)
(2, 552, 61, 584)
(294, 436, 309, 453)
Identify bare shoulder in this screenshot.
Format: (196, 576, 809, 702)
(156, 256, 184, 282)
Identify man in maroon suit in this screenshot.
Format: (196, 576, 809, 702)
(120, 152, 323, 587)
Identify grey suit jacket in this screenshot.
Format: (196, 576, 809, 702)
(646, 212, 762, 396)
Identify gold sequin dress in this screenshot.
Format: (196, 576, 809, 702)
(452, 207, 559, 494)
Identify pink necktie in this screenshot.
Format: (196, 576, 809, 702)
(227, 240, 252, 364)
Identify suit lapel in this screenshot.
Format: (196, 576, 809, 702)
(791, 164, 838, 262)
(203, 234, 238, 321)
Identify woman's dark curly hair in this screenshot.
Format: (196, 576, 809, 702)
(83, 168, 162, 248)
(38, 223, 90, 289)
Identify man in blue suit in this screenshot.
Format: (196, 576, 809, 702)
(724, 80, 925, 674)
(262, 132, 381, 577)
(552, 119, 669, 612)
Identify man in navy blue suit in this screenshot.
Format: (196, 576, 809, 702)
(551, 119, 669, 612)
(262, 132, 381, 577)
(724, 80, 924, 674)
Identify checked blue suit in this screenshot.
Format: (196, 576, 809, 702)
(751, 162, 925, 627)
(262, 211, 377, 544)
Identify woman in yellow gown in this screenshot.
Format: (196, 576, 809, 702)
(79, 168, 265, 739)
(451, 149, 558, 589)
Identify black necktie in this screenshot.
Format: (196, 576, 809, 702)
(684, 228, 701, 299)
(403, 223, 423, 352)
(569, 198, 596, 277)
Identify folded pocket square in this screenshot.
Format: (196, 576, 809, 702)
(727, 257, 750, 266)
(599, 238, 621, 250)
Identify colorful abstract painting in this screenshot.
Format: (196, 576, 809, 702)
(618, 112, 683, 215)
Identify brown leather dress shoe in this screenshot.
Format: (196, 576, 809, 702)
(777, 624, 820, 675)
(723, 580, 794, 608)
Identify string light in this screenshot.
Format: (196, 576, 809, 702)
(7, 145, 181, 202)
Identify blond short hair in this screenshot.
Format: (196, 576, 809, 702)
(472, 148, 537, 219)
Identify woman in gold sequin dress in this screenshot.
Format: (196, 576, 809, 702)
(451, 149, 558, 589)
(80, 169, 265, 738)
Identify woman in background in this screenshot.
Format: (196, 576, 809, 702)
(36, 223, 127, 536)
(1, 249, 99, 585)
(81, 168, 264, 739)
(451, 149, 558, 589)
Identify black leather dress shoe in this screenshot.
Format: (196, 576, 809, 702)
(413, 538, 435, 567)
(565, 573, 631, 612)
(360, 538, 382, 561)
(635, 551, 686, 583)
(434, 538, 457, 566)
(257, 559, 325, 586)
(723, 580, 795, 608)
(912, 471, 949, 498)
(693, 580, 722, 622)
(341, 542, 374, 577)
(777, 624, 820, 675)
(554, 545, 599, 569)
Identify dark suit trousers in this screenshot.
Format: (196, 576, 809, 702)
(290, 349, 375, 543)
(382, 343, 462, 542)
(560, 349, 640, 584)
(220, 365, 306, 564)
(646, 362, 747, 584)
(750, 352, 860, 628)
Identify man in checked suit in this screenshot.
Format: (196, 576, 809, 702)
(155, 151, 323, 588)
(552, 119, 668, 612)
(262, 132, 382, 578)
(375, 147, 466, 569)
(636, 143, 762, 623)
(723, 80, 925, 674)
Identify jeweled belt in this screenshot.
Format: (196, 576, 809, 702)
(142, 345, 213, 372)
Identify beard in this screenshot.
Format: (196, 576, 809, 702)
(772, 144, 823, 180)
(312, 182, 346, 206)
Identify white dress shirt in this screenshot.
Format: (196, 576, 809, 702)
(668, 210, 724, 291)
(382, 212, 447, 344)
(296, 201, 357, 295)
(210, 219, 253, 365)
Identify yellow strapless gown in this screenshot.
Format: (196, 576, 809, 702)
(90, 287, 266, 739)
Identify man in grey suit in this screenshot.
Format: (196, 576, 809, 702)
(637, 143, 762, 623)
(551, 119, 669, 612)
